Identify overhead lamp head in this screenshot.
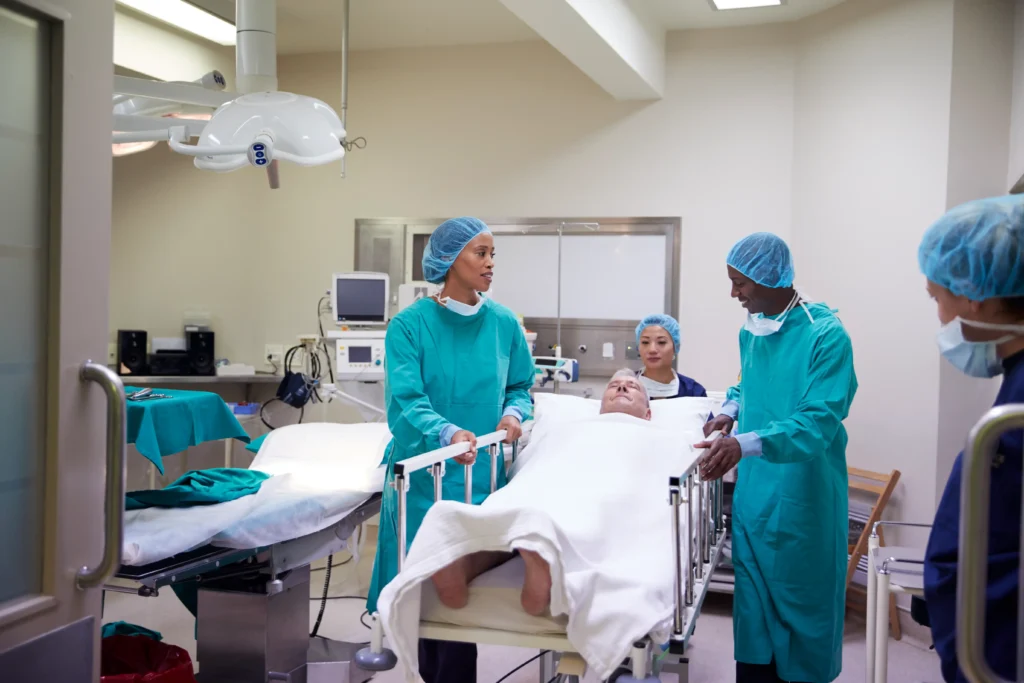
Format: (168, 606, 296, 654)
(172, 92, 346, 172)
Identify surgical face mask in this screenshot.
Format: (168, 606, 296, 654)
(936, 317, 1024, 378)
(743, 292, 811, 337)
(435, 294, 484, 316)
(638, 370, 679, 399)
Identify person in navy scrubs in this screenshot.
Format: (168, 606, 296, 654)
(635, 314, 707, 400)
(918, 195, 1024, 682)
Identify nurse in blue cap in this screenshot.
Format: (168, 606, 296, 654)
(698, 232, 858, 683)
(634, 314, 707, 399)
(366, 217, 536, 683)
(917, 195, 1024, 683)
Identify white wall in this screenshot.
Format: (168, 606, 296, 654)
(110, 25, 799, 390)
(937, 0, 1015, 499)
(791, 0, 956, 529)
(1008, 0, 1024, 188)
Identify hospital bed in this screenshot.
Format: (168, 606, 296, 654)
(356, 428, 729, 683)
(107, 422, 391, 683)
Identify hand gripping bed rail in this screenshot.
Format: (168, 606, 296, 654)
(670, 431, 724, 641)
(957, 404, 1024, 683)
(356, 429, 520, 673)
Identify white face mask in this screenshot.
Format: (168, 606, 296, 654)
(936, 317, 1024, 378)
(743, 292, 814, 337)
(638, 370, 680, 399)
(435, 294, 484, 316)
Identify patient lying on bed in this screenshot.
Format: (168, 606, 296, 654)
(429, 370, 652, 616)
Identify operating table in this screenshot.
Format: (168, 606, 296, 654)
(108, 492, 382, 683)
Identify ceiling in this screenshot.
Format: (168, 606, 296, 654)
(189, 0, 847, 54)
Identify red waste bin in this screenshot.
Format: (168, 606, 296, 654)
(100, 635, 197, 683)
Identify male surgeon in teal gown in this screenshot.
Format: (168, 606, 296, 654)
(698, 233, 858, 683)
(366, 217, 535, 683)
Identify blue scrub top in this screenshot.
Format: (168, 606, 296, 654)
(673, 372, 708, 399)
(925, 350, 1024, 683)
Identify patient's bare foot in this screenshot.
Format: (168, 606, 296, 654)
(431, 551, 513, 610)
(519, 550, 552, 616)
(431, 557, 471, 609)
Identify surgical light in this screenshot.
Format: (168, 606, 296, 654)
(710, 0, 783, 9)
(169, 92, 346, 171)
(110, 0, 356, 187)
(116, 0, 236, 46)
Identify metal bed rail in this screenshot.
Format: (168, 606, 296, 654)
(669, 431, 726, 649)
(957, 404, 1024, 683)
(865, 520, 933, 683)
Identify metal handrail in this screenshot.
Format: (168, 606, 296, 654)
(77, 362, 127, 589)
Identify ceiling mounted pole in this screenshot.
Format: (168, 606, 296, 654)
(340, 0, 350, 178)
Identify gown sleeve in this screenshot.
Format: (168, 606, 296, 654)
(502, 324, 536, 421)
(385, 316, 453, 451)
(754, 322, 857, 465)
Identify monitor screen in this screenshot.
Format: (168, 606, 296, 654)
(349, 346, 372, 363)
(335, 277, 387, 322)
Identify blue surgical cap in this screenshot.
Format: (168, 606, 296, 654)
(422, 217, 491, 285)
(726, 232, 795, 288)
(918, 195, 1024, 301)
(636, 315, 681, 352)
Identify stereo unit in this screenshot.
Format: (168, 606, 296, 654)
(186, 331, 215, 376)
(147, 351, 190, 376)
(116, 330, 148, 376)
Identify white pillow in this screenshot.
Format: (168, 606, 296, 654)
(249, 422, 391, 493)
(532, 392, 716, 438)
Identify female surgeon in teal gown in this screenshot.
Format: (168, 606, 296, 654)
(697, 233, 858, 683)
(366, 217, 535, 683)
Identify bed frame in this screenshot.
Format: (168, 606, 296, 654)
(357, 430, 727, 682)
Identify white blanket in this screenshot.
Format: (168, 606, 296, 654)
(122, 422, 390, 566)
(378, 412, 701, 681)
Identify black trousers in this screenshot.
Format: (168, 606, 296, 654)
(736, 659, 810, 683)
(419, 639, 477, 683)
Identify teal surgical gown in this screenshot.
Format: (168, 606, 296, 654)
(729, 302, 857, 683)
(366, 296, 535, 613)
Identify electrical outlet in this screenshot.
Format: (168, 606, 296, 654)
(107, 342, 117, 365)
(265, 344, 284, 365)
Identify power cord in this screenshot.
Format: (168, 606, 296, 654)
(310, 553, 333, 638)
(494, 650, 551, 683)
(317, 295, 336, 387)
(310, 555, 353, 572)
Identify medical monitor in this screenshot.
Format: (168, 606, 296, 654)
(332, 272, 389, 325)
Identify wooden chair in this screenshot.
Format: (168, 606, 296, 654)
(845, 467, 902, 639)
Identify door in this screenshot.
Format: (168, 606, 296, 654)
(0, 0, 118, 681)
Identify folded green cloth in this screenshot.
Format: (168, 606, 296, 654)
(125, 387, 251, 474)
(245, 433, 268, 454)
(101, 621, 163, 641)
(125, 468, 271, 511)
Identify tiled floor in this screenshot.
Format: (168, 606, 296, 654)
(104, 541, 943, 682)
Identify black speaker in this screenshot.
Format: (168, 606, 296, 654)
(116, 330, 148, 376)
(148, 351, 190, 376)
(187, 331, 215, 376)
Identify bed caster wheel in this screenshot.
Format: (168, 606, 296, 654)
(354, 645, 397, 671)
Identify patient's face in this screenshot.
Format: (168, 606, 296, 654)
(600, 376, 652, 420)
